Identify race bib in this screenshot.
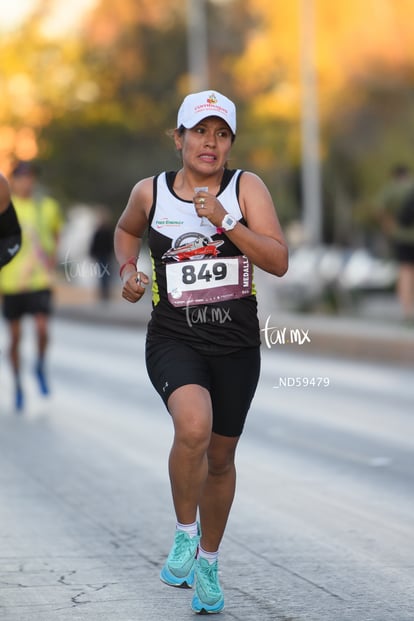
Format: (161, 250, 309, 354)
(166, 255, 252, 307)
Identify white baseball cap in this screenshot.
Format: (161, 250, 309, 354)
(177, 90, 236, 135)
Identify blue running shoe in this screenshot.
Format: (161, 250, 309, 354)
(35, 362, 49, 396)
(160, 530, 200, 588)
(191, 558, 224, 614)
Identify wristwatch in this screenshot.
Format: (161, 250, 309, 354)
(221, 213, 237, 231)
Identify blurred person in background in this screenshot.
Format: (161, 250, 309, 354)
(89, 206, 115, 302)
(0, 161, 63, 411)
(377, 164, 414, 322)
(0, 172, 21, 268)
(114, 90, 288, 614)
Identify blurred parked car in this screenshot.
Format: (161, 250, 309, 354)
(274, 245, 397, 312)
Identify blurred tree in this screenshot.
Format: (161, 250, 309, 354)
(1, 0, 250, 213)
(41, 0, 188, 208)
(0, 1, 87, 169)
(327, 68, 414, 249)
(231, 0, 414, 242)
(2, 0, 414, 241)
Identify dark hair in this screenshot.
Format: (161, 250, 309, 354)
(391, 164, 410, 178)
(12, 160, 40, 177)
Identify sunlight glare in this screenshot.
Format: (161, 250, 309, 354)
(2, 0, 98, 34)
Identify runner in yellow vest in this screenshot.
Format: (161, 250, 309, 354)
(0, 161, 63, 411)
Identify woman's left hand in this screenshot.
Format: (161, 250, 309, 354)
(122, 269, 149, 303)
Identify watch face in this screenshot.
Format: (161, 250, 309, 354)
(224, 215, 236, 229)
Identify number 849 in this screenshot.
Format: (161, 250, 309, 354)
(182, 262, 227, 284)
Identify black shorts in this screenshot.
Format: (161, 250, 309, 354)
(145, 338, 261, 437)
(2, 289, 52, 321)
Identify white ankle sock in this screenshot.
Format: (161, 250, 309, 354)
(198, 545, 219, 565)
(176, 520, 198, 538)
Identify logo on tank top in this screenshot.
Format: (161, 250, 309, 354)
(155, 217, 184, 228)
(162, 232, 224, 262)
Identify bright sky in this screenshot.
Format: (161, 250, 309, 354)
(2, 0, 98, 35)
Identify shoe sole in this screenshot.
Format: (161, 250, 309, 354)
(160, 565, 195, 588)
(191, 594, 224, 614)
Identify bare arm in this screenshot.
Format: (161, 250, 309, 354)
(0, 173, 22, 268)
(233, 172, 288, 275)
(114, 177, 153, 303)
(0, 173, 11, 213)
(194, 172, 288, 276)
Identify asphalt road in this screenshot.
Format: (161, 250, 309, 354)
(0, 319, 413, 621)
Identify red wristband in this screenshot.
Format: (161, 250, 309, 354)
(119, 256, 137, 278)
(216, 227, 225, 234)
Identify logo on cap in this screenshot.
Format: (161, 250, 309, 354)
(207, 93, 218, 105)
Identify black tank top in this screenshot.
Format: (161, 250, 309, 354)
(146, 169, 260, 354)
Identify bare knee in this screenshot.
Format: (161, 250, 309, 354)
(169, 384, 212, 454)
(207, 455, 235, 477)
(207, 435, 238, 476)
(176, 422, 211, 455)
